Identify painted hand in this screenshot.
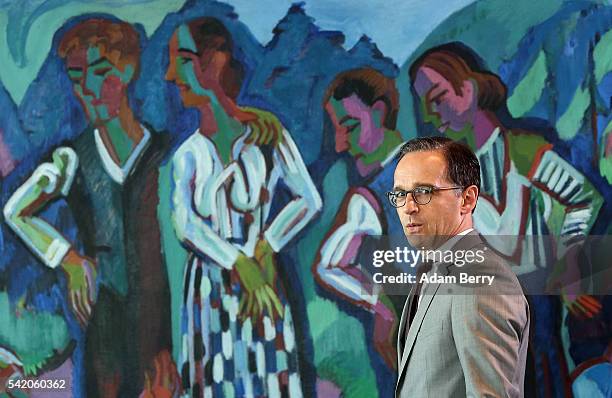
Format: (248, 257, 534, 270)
(373, 297, 398, 370)
(61, 251, 97, 327)
(235, 253, 283, 322)
(241, 106, 284, 147)
(139, 350, 179, 398)
(562, 294, 602, 319)
(254, 238, 276, 287)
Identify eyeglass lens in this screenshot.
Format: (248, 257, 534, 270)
(388, 188, 432, 207)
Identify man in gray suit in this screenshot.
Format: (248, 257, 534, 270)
(388, 137, 529, 397)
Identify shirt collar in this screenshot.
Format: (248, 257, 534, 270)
(435, 227, 474, 255)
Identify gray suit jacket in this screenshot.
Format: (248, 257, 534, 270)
(396, 231, 530, 397)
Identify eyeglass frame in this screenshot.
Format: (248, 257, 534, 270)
(385, 185, 464, 207)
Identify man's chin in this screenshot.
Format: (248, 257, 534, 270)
(405, 233, 433, 249)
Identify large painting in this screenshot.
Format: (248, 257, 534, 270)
(0, 0, 610, 397)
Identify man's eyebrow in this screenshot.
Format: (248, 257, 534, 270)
(88, 57, 110, 67)
(67, 67, 83, 72)
(392, 182, 433, 190)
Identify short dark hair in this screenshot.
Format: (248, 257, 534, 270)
(324, 68, 399, 130)
(397, 137, 480, 207)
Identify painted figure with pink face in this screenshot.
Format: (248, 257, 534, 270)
(324, 69, 403, 178)
(409, 43, 605, 388)
(313, 68, 403, 377)
(410, 43, 603, 312)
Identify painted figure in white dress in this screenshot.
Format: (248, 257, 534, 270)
(166, 18, 321, 397)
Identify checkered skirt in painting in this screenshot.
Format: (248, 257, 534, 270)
(179, 255, 303, 398)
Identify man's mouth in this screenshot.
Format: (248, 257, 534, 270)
(405, 223, 423, 233)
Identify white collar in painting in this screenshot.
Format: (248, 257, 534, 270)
(94, 125, 151, 185)
(475, 126, 502, 157)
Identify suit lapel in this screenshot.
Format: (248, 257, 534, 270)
(397, 264, 448, 379)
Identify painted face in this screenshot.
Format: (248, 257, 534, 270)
(393, 150, 465, 249)
(165, 24, 227, 108)
(413, 66, 476, 133)
(65, 46, 134, 124)
(325, 94, 386, 156)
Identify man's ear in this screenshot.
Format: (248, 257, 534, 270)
(461, 185, 479, 214)
(372, 100, 387, 128)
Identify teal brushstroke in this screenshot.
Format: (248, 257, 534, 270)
(556, 85, 590, 140)
(507, 50, 547, 118)
(593, 28, 612, 83)
(308, 299, 378, 398)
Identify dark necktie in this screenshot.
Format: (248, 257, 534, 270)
(407, 261, 433, 327)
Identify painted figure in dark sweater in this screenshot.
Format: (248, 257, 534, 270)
(4, 18, 175, 397)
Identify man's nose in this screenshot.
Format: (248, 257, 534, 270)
(402, 195, 419, 214)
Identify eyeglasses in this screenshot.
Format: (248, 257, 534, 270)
(386, 186, 464, 207)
